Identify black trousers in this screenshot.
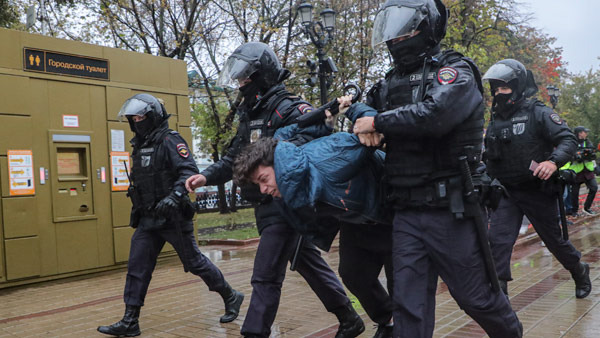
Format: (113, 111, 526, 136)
(489, 189, 581, 282)
(339, 222, 393, 325)
(571, 176, 598, 212)
(392, 208, 521, 338)
(241, 221, 350, 337)
(124, 224, 227, 306)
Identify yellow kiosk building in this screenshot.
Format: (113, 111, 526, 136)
(0, 28, 193, 288)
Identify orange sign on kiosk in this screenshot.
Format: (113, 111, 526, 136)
(110, 151, 131, 191)
(8, 150, 35, 196)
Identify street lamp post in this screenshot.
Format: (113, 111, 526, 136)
(547, 85, 561, 109)
(298, 3, 337, 106)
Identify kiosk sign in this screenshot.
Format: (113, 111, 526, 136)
(24, 48, 109, 80)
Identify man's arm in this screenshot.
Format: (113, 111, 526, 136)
(355, 60, 483, 138)
(272, 98, 332, 145)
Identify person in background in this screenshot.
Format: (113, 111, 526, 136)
(563, 126, 597, 216)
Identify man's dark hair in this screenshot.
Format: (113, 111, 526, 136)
(233, 137, 278, 186)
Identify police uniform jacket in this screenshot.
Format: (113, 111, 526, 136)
(129, 120, 199, 231)
(485, 99, 577, 188)
(349, 49, 485, 207)
(200, 83, 330, 232)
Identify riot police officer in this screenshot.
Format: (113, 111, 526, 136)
(483, 59, 592, 299)
(97, 94, 244, 337)
(185, 42, 363, 338)
(351, 1, 523, 337)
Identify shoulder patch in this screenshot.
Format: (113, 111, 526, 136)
(549, 113, 562, 125)
(437, 67, 459, 85)
(169, 130, 179, 135)
(176, 143, 190, 158)
(297, 103, 312, 115)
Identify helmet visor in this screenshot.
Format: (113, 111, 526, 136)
(371, 5, 427, 48)
(482, 63, 517, 83)
(217, 56, 258, 89)
(117, 98, 152, 122)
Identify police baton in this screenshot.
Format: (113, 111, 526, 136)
(295, 84, 362, 128)
(459, 156, 501, 293)
(290, 236, 304, 271)
(556, 179, 569, 241)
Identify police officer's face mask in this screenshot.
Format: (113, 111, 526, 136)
(134, 118, 154, 137)
(493, 93, 513, 113)
(386, 32, 429, 70)
(239, 80, 260, 97)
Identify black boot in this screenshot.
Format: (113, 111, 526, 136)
(333, 303, 365, 338)
(97, 305, 141, 337)
(571, 262, 592, 299)
(373, 322, 393, 338)
(218, 282, 244, 323)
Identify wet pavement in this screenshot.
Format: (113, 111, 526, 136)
(2, 207, 600, 337)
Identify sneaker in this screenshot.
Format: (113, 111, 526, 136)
(583, 209, 596, 216)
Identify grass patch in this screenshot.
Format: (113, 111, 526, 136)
(199, 225, 259, 241)
(195, 208, 255, 229)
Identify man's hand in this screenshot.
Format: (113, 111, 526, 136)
(185, 174, 207, 193)
(358, 132, 384, 147)
(533, 160, 557, 180)
(337, 94, 353, 114)
(155, 193, 180, 216)
(353, 116, 376, 134)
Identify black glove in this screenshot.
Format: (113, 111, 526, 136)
(559, 169, 576, 184)
(155, 192, 182, 217)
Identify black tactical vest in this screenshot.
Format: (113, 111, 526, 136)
(373, 50, 484, 189)
(130, 128, 177, 212)
(485, 100, 552, 186)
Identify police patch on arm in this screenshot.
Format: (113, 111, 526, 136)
(549, 113, 562, 125)
(437, 67, 458, 85)
(297, 103, 312, 115)
(176, 143, 190, 158)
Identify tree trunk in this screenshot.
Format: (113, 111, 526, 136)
(217, 183, 229, 214)
(229, 183, 238, 212)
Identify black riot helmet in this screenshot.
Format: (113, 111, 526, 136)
(117, 93, 168, 134)
(372, 0, 448, 69)
(217, 42, 289, 95)
(483, 59, 539, 113)
(482, 59, 527, 99)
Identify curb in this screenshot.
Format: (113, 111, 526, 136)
(198, 237, 260, 246)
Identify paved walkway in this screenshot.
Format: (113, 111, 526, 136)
(1, 212, 600, 337)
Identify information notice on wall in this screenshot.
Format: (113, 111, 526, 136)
(8, 150, 35, 196)
(110, 152, 130, 192)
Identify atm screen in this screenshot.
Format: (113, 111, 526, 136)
(57, 151, 81, 175)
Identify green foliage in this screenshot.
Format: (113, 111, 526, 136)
(0, 0, 20, 28)
(198, 225, 258, 241)
(557, 69, 600, 139)
(196, 207, 255, 229)
(190, 96, 238, 161)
